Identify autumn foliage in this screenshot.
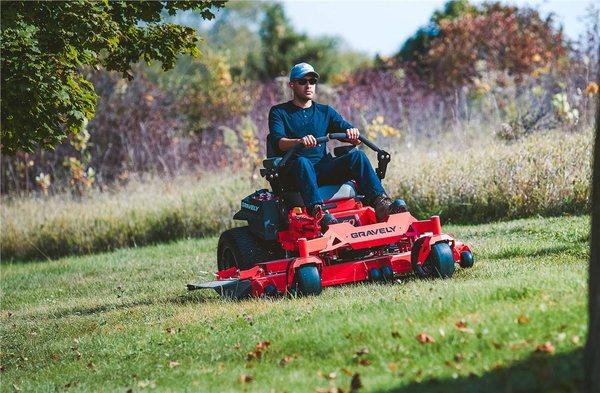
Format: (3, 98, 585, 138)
(405, 2, 567, 92)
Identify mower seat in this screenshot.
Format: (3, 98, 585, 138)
(262, 157, 282, 169)
(282, 181, 356, 208)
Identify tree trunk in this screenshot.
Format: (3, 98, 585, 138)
(586, 86, 600, 393)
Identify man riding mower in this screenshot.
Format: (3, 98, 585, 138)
(188, 63, 474, 299)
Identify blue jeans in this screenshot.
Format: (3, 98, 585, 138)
(281, 149, 386, 206)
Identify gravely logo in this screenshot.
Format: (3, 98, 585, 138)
(350, 226, 396, 239)
(241, 202, 259, 212)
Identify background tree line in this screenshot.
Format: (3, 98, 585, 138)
(1, 0, 598, 195)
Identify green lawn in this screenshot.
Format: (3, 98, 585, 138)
(1, 215, 589, 392)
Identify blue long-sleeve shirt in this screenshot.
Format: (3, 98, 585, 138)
(268, 101, 353, 164)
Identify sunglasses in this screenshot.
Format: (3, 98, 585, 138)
(294, 78, 318, 85)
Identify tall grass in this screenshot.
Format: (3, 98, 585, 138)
(1, 174, 251, 261)
(1, 128, 592, 262)
(387, 128, 593, 222)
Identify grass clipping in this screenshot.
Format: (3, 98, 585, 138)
(1, 128, 592, 261)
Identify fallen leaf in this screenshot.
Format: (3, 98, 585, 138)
(455, 320, 474, 334)
(517, 314, 530, 324)
(572, 335, 580, 344)
(455, 320, 467, 329)
(246, 352, 258, 361)
(317, 370, 337, 379)
(239, 374, 253, 383)
(406, 317, 414, 326)
(168, 361, 180, 368)
(246, 341, 271, 361)
(388, 362, 398, 372)
(350, 373, 363, 392)
(354, 347, 369, 357)
(510, 340, 529, 350)
(341, 368, 354, 376)
(439, 328, 446, 337)
(358, 359, 371, 366)
(50, 354, 60, 362)
(416, 332, 435, 344)
(534, 342, 555, 354)
(493, 362, 503, 370)
(279, 356, 294, 366)
(256, 341, 270, 350)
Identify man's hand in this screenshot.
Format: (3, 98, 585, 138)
(301, 135, 318, 148)
(344, 128, 361, 146)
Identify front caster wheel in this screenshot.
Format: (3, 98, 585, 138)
(293, 265, 322, 296)
(411, 238, 455, 279)
(460, 251, 474, 268)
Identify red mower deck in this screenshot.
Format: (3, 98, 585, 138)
(188, 210, 472, 298)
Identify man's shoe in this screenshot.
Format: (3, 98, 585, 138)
(371, 194, 408, 222)
(309, 204, 338, 232)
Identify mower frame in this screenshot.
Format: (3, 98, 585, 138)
(188, 133, 473, 298)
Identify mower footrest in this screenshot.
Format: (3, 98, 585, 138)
(187, 279, 252, 299)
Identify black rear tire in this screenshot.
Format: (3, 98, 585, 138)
(217, 227, 279, 271)
(411, 237, 455, 279)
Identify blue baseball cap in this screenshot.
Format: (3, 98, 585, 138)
(289, 62, 320, 81)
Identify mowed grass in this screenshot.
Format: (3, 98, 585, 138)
(1, 215, 589, 392)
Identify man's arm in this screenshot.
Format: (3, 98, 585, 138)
(278, 137, 301, 151)
(279, 135, 318, 151)
(327, 106, 361, 145)
(268, 107, 288, 153)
